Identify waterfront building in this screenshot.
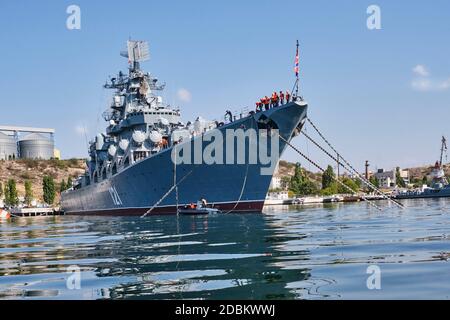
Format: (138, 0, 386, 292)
(374, 169, 396, 188)
(269, 176, 282, 190)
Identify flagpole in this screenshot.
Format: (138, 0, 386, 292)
(291, 40, 300, 101)
(296, 40, 299, 98)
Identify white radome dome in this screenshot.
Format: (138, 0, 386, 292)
(159, 117, 170, 126)
(149, 131, 162, 143)
(132, 131, 146, 144)
(119, 139, 129, 151)
(108, 145, 117, 157)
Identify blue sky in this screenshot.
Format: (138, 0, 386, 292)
(1, 1, 450, 172)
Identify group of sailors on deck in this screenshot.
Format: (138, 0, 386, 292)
(255, 90, 292, 112)
(223, 89, 297, 123)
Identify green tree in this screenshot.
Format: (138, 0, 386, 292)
(60, 179, 67, 193)
(0, 181, 3, 199)
(320, 183, 338, 196)
(337, 177, 359, 194)
(422, 175, 428, 186)
(289, 164, 318, 196)
(5, 179, 19, 207)
(43, 176, 56, 205)
(24, 180, 33, 206)
(395, 167, 406, 188)
(321, 165, 335, 189)
(354, 178, 362, 189)
(3, 183, 9, 205)
(67, 177, 73, 189)
(280, 176, 291, 190)
(369, 175, 379, 188)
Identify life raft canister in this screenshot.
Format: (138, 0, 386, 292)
(0, 209, 11, 219)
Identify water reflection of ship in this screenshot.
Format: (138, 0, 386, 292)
(396, 136, 450, 199)
(100, 215, 314, 300)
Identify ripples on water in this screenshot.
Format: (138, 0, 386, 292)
(1, 199, 450, 300)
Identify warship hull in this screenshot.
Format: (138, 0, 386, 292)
(395, 187, 450, 200)
(61, 101, 308, 216)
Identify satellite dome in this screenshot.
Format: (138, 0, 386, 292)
(132, 131, 146, 144)
(108, 145, 117, 157)
(119, 139, 129, 151)
(149, 131, 162, 143)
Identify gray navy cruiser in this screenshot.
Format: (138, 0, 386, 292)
(61, 41, 308, 215)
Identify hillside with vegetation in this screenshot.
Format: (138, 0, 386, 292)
(406, 163, 450, 185)
(0, 159, 85, 204)
(276, 160, 450, 196)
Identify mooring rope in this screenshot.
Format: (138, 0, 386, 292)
(301, 130, 404, 209)
(305, 117, 405, 209)
(278, 133, 384, 212)
(223, 117, 258, 214)
(223, 163, 250, 214)
(141, 169, 193, 218)
(174, 144, 179, 216)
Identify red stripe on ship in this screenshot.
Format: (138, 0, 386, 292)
(65, 201, 265, 216)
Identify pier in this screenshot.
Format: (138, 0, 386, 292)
(10, 207, 64, 217)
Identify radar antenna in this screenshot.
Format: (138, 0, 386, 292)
(440, 135, 448, 166)
(120, 40, 150, 62)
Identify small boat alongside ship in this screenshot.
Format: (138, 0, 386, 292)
(178, 207, 221, 215)
(177, 199, 221, 215)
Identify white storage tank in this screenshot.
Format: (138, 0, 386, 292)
(19, 133, 54, 159)
(0, 132, 18, 160)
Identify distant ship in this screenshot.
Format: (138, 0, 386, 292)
(61, 41, 308, 215)
(395, 136, 450, 199)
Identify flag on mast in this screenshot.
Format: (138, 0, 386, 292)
(294, 40, 299, 78)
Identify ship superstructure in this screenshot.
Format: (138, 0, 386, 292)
(81, 41, 215, 188)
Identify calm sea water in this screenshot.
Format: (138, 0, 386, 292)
(1, 199, 450, 300)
